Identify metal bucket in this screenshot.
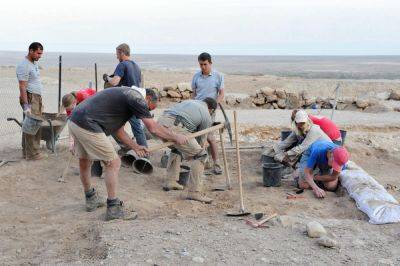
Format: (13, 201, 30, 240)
(262, 163, 283, 187)
(178, 165, 190, 186)
(121, 150, 138, 167)
(22, 115, 42, 135)
(133, 158, 154, 175)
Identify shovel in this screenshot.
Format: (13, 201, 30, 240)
(226, 111, 251, 217)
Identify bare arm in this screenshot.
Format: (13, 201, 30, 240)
(114, 126, 147, 157)
(108, 76, 121, 87)
(142, 118, 187, 144)
(304, 167, 326, 198)
(18, 80, 28, 104)
(287, 127, 325, 157)
(216, 88, 225, 104)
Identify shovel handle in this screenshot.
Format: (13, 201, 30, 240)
(233, 111, 245, 211)
(147, 122, 224, 153)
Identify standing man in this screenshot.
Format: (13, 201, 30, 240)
(102, 43, 147, 147)
(158, 98, 217, 203)
(191, 52, 225, 174)
(69, 87, 187, 220)
(16, 42, 46, 160)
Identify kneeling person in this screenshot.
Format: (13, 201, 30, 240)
(298, 140, 349, 198)
(158, 98, 217, 204)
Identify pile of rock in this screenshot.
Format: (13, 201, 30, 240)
(155, 84, 400, 112)
(158, 82, 193, 102)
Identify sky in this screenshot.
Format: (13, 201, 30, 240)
(1, 0, 400, 55)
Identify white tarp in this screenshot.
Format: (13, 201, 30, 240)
(340, 161, 400, 224)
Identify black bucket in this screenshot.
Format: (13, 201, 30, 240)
(262, 163, 283, 187)
(340, 130, 347, 145)
(261, 154, 275, 164)
(281, 130, 292, 141)
(121, 151, 138, 167)
(178, 165, 190, 186)
(133, 158, 154, 175)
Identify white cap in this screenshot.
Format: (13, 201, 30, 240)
(294, 110, 308, 123)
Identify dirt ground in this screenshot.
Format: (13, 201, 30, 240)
(1, 109, 400, 265)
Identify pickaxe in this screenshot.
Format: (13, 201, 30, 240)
(219, 103, 233, 145)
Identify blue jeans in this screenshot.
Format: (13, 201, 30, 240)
(129, 116, 147, 147)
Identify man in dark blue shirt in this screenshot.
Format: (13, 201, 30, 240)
(103, 43, 147, 147)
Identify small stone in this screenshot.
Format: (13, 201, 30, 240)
(260, 257, 268, 262)
(390, 89, 400, 101)
(252, 97, 265, 106)
(181, 91, 191, 99)
(145, 259, 153, 264)
(177, 82, 192, 92)
(159, 91, 167, 97)
(356, 98, 369, 109)
(377, 258, 394, 265)
(286, 93, 301, 109)
(306, 221, 327, 238)
(272, 102, 279, 109)
(277, 99, 286, 108)
(317, 235, 338, 248)
(192, 256, 205, 263)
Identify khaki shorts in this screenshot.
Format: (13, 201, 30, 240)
(157, 115, 205, 159)
(68, 121, 118, 162)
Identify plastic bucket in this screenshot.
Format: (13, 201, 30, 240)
(262, 163, 283, 187)
(281, 130, 292, 141)
(22, 115, 42, 135)
(178, 165, 190, 186)
(340, 130, 347, 145)
(261, 154, 275, 164)
(133, 157, 154, 175)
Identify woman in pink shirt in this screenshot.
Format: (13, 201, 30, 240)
(308, 115, 342, 145)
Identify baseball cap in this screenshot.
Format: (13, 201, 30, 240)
(332, 147, 349, 172)
(294, 110, 309, 123)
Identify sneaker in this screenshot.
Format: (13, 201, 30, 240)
(26, 153, 48, 161)
(213, 163, 223, 175)
(105, 200, 138, 221)
(186, 192, 213, 204)
(86, 191, 106, 212)
(163, 181, 184, 191)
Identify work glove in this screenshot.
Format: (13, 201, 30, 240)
(103, 73, 109, 82)
(274, 152, 286, 163)
(23, 103, 32, 115)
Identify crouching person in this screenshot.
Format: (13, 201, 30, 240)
(158, 97, 217, 204)
(263, 109, 331, 166)
(297, 140, 349, 198)
(69, 87, 187, 220)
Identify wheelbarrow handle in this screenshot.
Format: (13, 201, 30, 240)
(7, 117, 22, 127)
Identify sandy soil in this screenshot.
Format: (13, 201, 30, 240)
(1, 108, 400, 265)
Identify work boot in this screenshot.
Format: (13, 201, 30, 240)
(213, 162, 223, 175)
(163, 181, 184, 191)
(105, 199, 138, 221)
(85, 188, 105, 212)
(186, 192, 213, 204)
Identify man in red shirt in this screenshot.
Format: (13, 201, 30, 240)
(291, 110, 342, 145)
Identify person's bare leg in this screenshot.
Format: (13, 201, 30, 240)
(104, 157, 121, 200)
(208, 138, 218, 163)
(79, 158, 92, 191)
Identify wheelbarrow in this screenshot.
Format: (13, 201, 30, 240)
(7, 112, 67, 153)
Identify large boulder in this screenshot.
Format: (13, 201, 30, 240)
(167, 90, 182, 98)
(252, 97, 266, 106)
(285, 93, 301, 109)
(260, 87, 275, 96)
(159, 91, 167, 97)
(177, 82, 192, 92)
(277, 99, 286, 109)
(356, 99, 369, 109)
(163, 86, 175, 92)
(266, 94, 278, 103)
(390, 89, 400, 101)
(181, 91, 191, 100)
(275, 89, 286, 99)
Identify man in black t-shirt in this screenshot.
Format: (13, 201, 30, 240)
(69, 87, 187, 221)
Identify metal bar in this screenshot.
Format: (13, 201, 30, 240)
(58, 55, 62, 113)
(95, 63, 98, 91)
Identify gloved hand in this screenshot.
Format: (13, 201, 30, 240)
(103, 73, 109, 82)
(274, 152, 286, 163)
(23, 103, 32, 115)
